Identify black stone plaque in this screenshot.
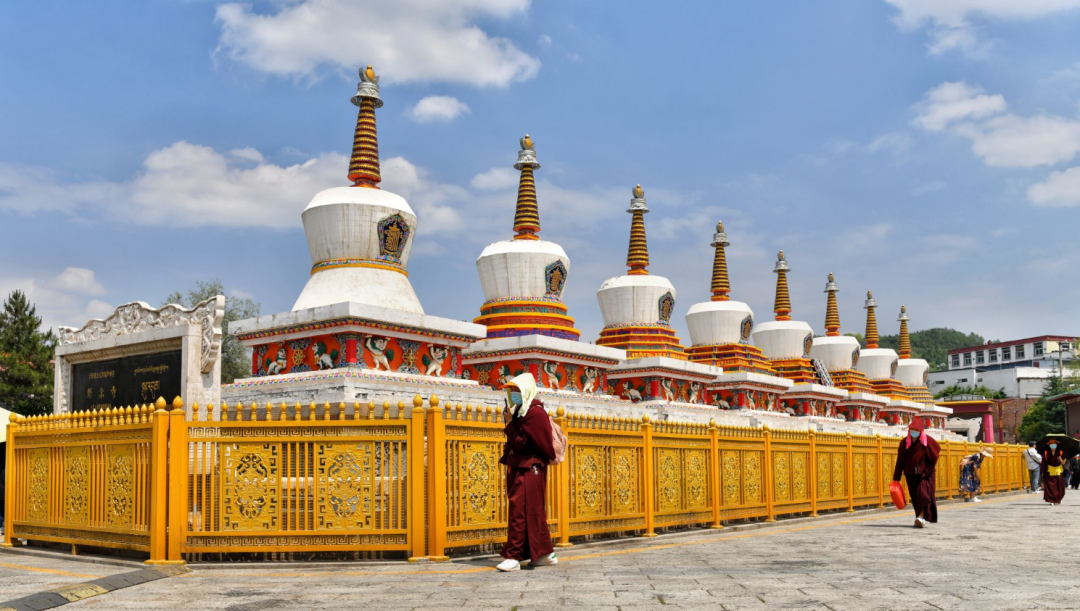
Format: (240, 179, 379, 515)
(71, 351, 183, 412)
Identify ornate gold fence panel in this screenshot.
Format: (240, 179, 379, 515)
(651, 422, 714, 529)
(172, 400, 423, 560)
(2, 405, 165, 556)
(715, 426, 768, 521)
(814, 433, 850, 512)
(851, 435, 884, 509)
(768, 429, 813, 518)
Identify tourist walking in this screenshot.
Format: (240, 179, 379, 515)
(497, 373, 557, 572)
(1069, 454, 1080, 490)
(959, 447, 992, 503)
(1042, 441, 1067, 505)
(1025, 441, 1042, 493)
(892, 418, 940, 528)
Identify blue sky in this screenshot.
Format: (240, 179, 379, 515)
(1, 0, 1079, 349)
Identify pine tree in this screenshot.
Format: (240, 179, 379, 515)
(0, 290, 57, 416)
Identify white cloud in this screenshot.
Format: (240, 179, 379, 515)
(866, 131, 913, 154)
(0, 268, 113, 331)
(470, 167, 519, 190)
(884, 0, 1080, 55)
(214, 0, 540, 88)
(407, 96, 471, 123)
(538, 34, 553, 48)
(912, 82, 1006, 132)
(1028, 167, 1080, 207)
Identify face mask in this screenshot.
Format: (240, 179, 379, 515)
(1050, 445, 1058, 451)
(910, 431, 921, 439)
(510, 391, 523, 406)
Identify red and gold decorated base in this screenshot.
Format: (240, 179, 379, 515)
(781, 396, 841, 418)
(869, 378, 911, 401)
(605, 374, 709, 404)
(251, 332, 461, 378)
(829, 369, 874, 394)
(835, 403, 881, 423)
(596, 324, 687, 360)
(705, 385, 783, 413)
(474, 298, 580, 340)
(461, 357, 609, 394)
(904, 385, 935, 405)
(768, 358, 818, 385)
(687, 343, 775, 375)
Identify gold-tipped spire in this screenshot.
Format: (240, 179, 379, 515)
(824, 272, 840, 336)
(864, 290, 879, 349)
(348, 65, 383, 189)
(898, 305, 911, 359)
(710, 221, 731, 301)
(772, 250, 791, 321)
(626, 184, 649, 275)
(512, 134, 541, 240)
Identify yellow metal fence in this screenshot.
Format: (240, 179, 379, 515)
(2, 396, 1027, 562)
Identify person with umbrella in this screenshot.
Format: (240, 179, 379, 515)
(892, 418, 940, 528)
(1036, 434, 1079, 505)
(959, 447, 992, 503)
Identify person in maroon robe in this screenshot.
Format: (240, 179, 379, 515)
(892, 418, 940, 528)
(1041, 441, 1066, 505)
(497, 373, 557, 572)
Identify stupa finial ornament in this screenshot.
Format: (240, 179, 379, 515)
(710, 221, 731, 301)
(772, 250, 792, 321)
(824, 272, 840, 337)
(512, 134, 541, 240)
(348, 64, 383, 188)
(864, 290, 879, 349)
(626, 184, 650, 275)
(897, 305, 911, 359)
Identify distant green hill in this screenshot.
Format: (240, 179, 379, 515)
(845, 328, 985, 372)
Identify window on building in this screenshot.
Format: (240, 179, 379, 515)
(1017, 345, 1025, 359)
(958, 378, 968, 383)
(1035, 342, 1044, 356)
(932, 380, 944, 385)
(977, 352, 985, 364)
(989, 350, 998, 362)
(1002, 346, 1011, 360)
(964, 353, 972, 366)
(951, 354, 960, 367)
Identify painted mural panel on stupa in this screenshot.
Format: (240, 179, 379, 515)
(254, 333, 461, 379)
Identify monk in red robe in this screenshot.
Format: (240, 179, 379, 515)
(497, 373, 557, 572)
(1042, 441, 1066, 505)
(892, 418, 940, 528)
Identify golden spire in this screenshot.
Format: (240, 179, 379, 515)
(772, 250, 792, 321)
(348, 65, 383, 189)
(864, 290, 879, 349)
(898, 305, 911, 359)
(512, 134, 541, 240)
(824, 273, 840, 337)
(626, 184, 650, 275)
(710, 221, 731, 301)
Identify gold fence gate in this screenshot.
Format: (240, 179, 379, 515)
(2, 396, 1029, 563)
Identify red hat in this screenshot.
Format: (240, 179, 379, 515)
(908, 417, 925, 432)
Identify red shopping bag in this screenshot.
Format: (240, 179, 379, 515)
(889, 481, 907, 510)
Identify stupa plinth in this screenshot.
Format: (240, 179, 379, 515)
(598, 186, 722, 405)
(224, 66, 486, 408)
(462, 136, 625, 393)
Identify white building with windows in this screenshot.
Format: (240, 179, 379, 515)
(927, 335, 1076, 399)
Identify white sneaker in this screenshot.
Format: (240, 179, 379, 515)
(496, 558, 521, 572)
(913, 518, 924, 529)
(533, 552, 558, 567)
(972, 497, 981, 503)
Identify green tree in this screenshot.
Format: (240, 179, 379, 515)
(1016, 376, 1072, 442)
(164, 280, 260, 385)
(0, 290, 57, 416)
(933, 384, 1007, 400)
(876, 328, 984, 372)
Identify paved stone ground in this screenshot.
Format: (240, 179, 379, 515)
(1, 492, 1074, 610)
